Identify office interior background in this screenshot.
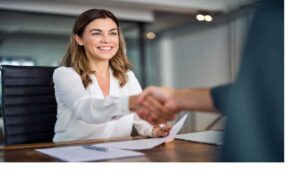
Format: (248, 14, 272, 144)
(0, 0, 257, 145)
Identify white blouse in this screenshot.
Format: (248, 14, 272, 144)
(52, 66, 153, 142)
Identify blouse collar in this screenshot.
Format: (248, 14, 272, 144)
(88, 67, 119, 98)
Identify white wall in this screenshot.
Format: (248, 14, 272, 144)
(171, 25, 231, 88)
(146, 14, 252, 132)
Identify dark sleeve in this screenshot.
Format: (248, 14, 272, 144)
(210, 84, 234, 113)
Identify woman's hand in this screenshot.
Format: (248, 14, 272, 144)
(152, 124, 172, 138)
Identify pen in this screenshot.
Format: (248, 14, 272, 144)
(83, 145, 109, 152)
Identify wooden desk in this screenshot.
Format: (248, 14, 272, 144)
(0, 136, 220, 162)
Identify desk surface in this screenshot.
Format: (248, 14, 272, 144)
(0, 136, 220, 162)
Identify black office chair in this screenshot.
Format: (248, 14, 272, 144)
(1, 65, 57, 145)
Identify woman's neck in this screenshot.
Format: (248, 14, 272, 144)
(89, 59, 111, 97)
(89, 60, 110, 78)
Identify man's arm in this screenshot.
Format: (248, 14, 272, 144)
(136, 86, 217, 124)
(173, 88, 216, 112)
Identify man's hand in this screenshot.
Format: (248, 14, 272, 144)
(136, 86, 180, 125)
(130, 86, 216, 126)
(129, 93, 175, 125)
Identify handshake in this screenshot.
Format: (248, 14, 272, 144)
(128, 86, 213, 137)
(129, 86, 180, 138)
(129, 86, 180, 126)
(129, 86, 214, 126)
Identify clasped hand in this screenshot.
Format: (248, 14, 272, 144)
(130, 86, 180, 131)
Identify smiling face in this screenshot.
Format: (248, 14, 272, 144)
(75, 18, 119, 63)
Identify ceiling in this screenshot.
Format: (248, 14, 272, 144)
(0, 0, 255, 22)
(0, 0, 256, 40)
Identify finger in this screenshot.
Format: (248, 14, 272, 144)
(138, 86, 168, 105)
(142, 108, 175, 125)
(147, 114, 164, 126)
(152, 127, 160, 137)
(145, 111, 161, 125)
(137, 86, 156, 104)
(153, 127, 167, 137)
(165, 124, 172, 130)
(161, 124, 172, 132)
(147, 114, 154, 124)
(136, 107, 144, 118)
(143, 96, 176, 122)
(137, 107, 151, 122)
(142, 96, 164, 119)
(137, 106, 162, 126)
(161, 129, 169, 137)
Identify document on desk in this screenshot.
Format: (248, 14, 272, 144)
(94, 114, 188, 150)
(175, 131, 223, 145)
(36, 146, 144, 162)
(36, 115, 187, 161)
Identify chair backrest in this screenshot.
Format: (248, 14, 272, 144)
(1, 65, 57, 145)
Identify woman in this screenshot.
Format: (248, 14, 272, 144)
(53, 9, 170, 142)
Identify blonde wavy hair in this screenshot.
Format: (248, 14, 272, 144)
(61, 9, 133, 88)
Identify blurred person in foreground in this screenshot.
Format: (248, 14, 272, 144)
(137, 0, 283, 162)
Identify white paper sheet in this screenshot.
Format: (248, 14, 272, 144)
(94, 114, 188, 150)
(36, 146, 144, 162)
(175, 131, 223, 145)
